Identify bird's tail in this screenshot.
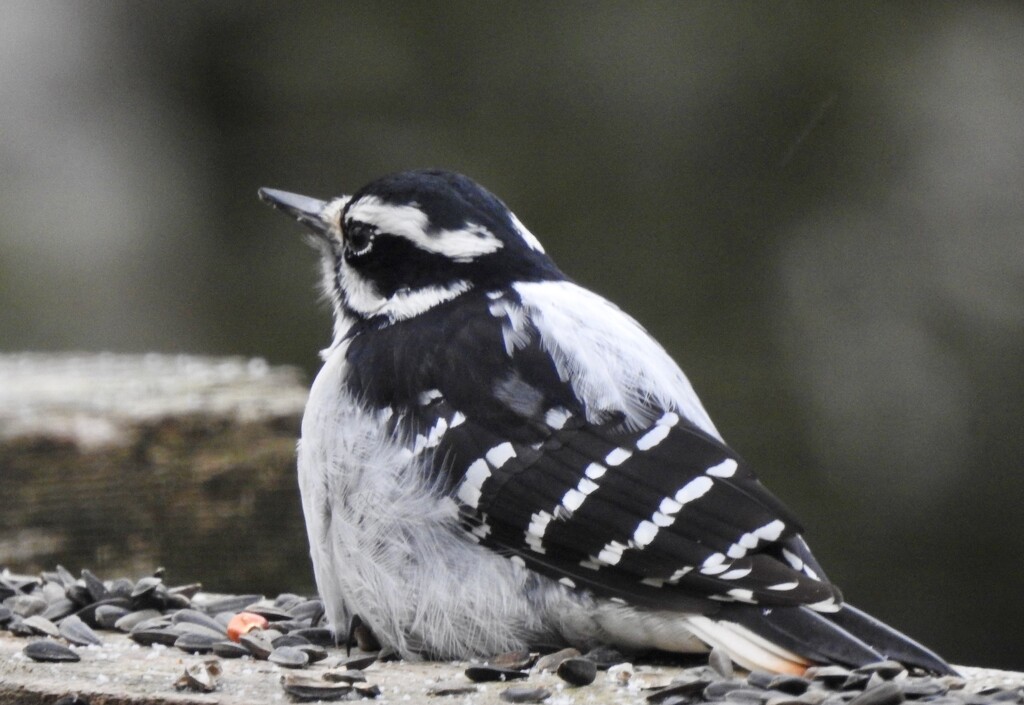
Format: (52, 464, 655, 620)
(693, 603, 956, 676)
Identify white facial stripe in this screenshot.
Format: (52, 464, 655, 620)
(346, 195, 504, 262)
(321, 195, 351, 231)
(339, 257, 472, 321)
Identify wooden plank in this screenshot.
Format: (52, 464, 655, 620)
(0, 353, 311, 593)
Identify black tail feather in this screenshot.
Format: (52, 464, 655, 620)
(828, 604, 957, 675)
(725, 603, 956, 675)
(726, 604, 884, 667)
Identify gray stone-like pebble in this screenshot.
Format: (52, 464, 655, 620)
(899, 679, 948, 699)
(705, 679, 753, 699)
(500, 686, 551, 703)
(94, 604, 130, 629)
(582, 645, 627, 669)
(59, 615, 103, 646)
(465, 665, 530, 683)
(323, 669, 368, 684)
(534, 647, 581, 673)
(172, 608, 227, 635)
(273, 633, 311, 648)
(291, 627, 335, 647)
(281, 674, 352, 702)
(427, 681, 479, 696)
(198, 594, 263, 615)
(557, 657, 597, 687)
(847, 682, 905, 705)
(174, 621, 227, 640)
(749, 671, 777, 689)
(353, 682, 382, 698)
(808, 666, 854, 688)
(728, 688, 775, 702)
(245, 604, 295, 621)
(130, 576, 162, 599)
(240, 631, 274, 659)
(269, 645, 310, 668)
(297, 643, 328, 663)
(22, 614, 60, 637)
(647, 678, 712, 704)
(107, 578, 135, 599)
(289, 599, 325, 622)
(129, 627, 182, 646)
(42, 598, 77, 621)
(771, 676, 812, 695)
(8, 594, 48, 618)
(489, 649, 536, 671)
(212, 640, 251, 658)
(174, 631, 220, 653)
(81, 569, 109, 603)
(855, 662, 907, 679)
(114, 609, 162, 632)
(24, 639, 81, 663)
(334, 654, 377, 671)
(42, 581, 67, 604)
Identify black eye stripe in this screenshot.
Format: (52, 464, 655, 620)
(345, 222, 375, 255)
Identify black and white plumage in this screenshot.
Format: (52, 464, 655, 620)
(258, 170, 953, 675)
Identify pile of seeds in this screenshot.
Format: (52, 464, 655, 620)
(1, 565, 380, 700)
(460, 648, 1016, 705)
(2, 566, 1021, 704)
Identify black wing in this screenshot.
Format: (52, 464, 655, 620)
(343, 290, 840, 615)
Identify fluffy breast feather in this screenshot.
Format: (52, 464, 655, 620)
(298, 341, 588, 658)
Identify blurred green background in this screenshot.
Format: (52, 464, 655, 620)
(2, 1, 1023, 669)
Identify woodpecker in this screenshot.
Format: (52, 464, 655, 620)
(258, 170, 953, 675)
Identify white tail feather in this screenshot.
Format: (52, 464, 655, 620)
(685, 615, 810, 675)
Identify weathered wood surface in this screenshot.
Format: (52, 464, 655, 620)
(0, 353, 312, 593)
(1, 632, 1023, 705)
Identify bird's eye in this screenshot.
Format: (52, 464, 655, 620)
(345, 222, 375, 256)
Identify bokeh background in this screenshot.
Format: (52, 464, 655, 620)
(2, 1, 1023, 669)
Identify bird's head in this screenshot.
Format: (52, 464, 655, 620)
(259, 170, 562, 332)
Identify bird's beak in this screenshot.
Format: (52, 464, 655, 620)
(258, 187, 331, 236)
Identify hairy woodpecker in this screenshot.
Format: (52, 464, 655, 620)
(258, 170, 953, 675)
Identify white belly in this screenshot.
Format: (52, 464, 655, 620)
(296, 346, 573, 658)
